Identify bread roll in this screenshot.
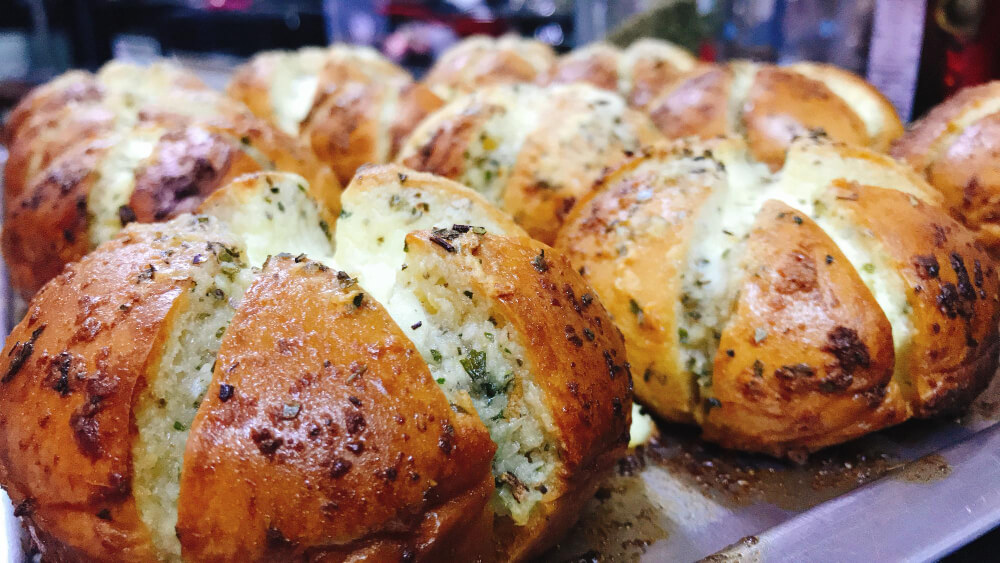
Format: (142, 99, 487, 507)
(422, 34, 557, 101)
(397, 83, 663, 244)
(334, 164, 630, 560)
(2, 116, 340, 300)
(642, 61, 904, 169)
(0, 168, 631, 561)
(227, 44, 442, 185)
(556, 135, 998, 458)
(545, 38, 700, 107)
(892, 80, 1000, 255)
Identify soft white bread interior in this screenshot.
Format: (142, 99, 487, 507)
(197, 171, 336, 267)
(334, 164, 526, 302)
(128, 216, 256, 560)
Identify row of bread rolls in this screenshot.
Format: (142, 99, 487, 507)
(6, 36, 1000, 457)
(226, 35, 904, 206)
(0, 168, 631, 561)
(395, 36, 1000, 459)
(0, 36, 920, 300)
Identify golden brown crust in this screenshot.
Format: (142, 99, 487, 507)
(701, 201, 908, 458)
(891, 81, 1000, 171)
(227, 46, 434, 185)
(422, 35, 556, 100)
(3, 71, 102, 145)
(397, 84, 663, 244)
(544, 40, 700, 109)
(224, 52, 281, 125)
(2, 117, 340, 299)
(644, 62, 898, 168)
(503, 94, 663, 244)
(0, 221, 228, 561)
(403, 231, 631, 560)
(3, 64, 211, 200)
(892, 82, 1000, 254)
(177, 256, 495, 561)
(545, 43, 621, 91)
(787, 62, 904, 151)
(645, 65, 731, 140)
(2, 139, 107, 300)
(554, 143, 717, 422)
(3, 103, 118, 203)
(822, 182, 1000, 416)
(742, 67, 869, 170)
(397, 99, 497, 180)
(127, 127, 261, 223)
(624, 39, 701, 108)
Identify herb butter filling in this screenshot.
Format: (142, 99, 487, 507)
(382, 235, 557, 525)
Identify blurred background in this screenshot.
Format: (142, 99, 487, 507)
(0, 0, 998, 121)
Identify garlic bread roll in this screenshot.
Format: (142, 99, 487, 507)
(892, 81, 1000, 255)
(422, 34, 557, 101)
(397, 83, 663, 244)
(227, 44, 442, 184)
(557, 136, 998, 459)
(643, 61, 903, 170)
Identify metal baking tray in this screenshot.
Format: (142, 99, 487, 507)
(2, 147, 999, 563)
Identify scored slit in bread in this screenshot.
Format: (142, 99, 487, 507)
(130, 217, 256, 559)
(86, 127, 165, 245)
(385, 235, 557, 524)
(333, 165, 558, 523)
(197, 172, 336, 267)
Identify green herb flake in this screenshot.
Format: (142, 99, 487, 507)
(173, 421, 186, 431)
(484, 332, 495, 342)
(460, 349, 497, 397)
(430, 349, 442, 362)
(436, 377, 446, 384)
(862, 263, 875, 274)
(215, 326, 225, 339)
(678, 327, 689, 343)
(629, 299, 645, 324)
